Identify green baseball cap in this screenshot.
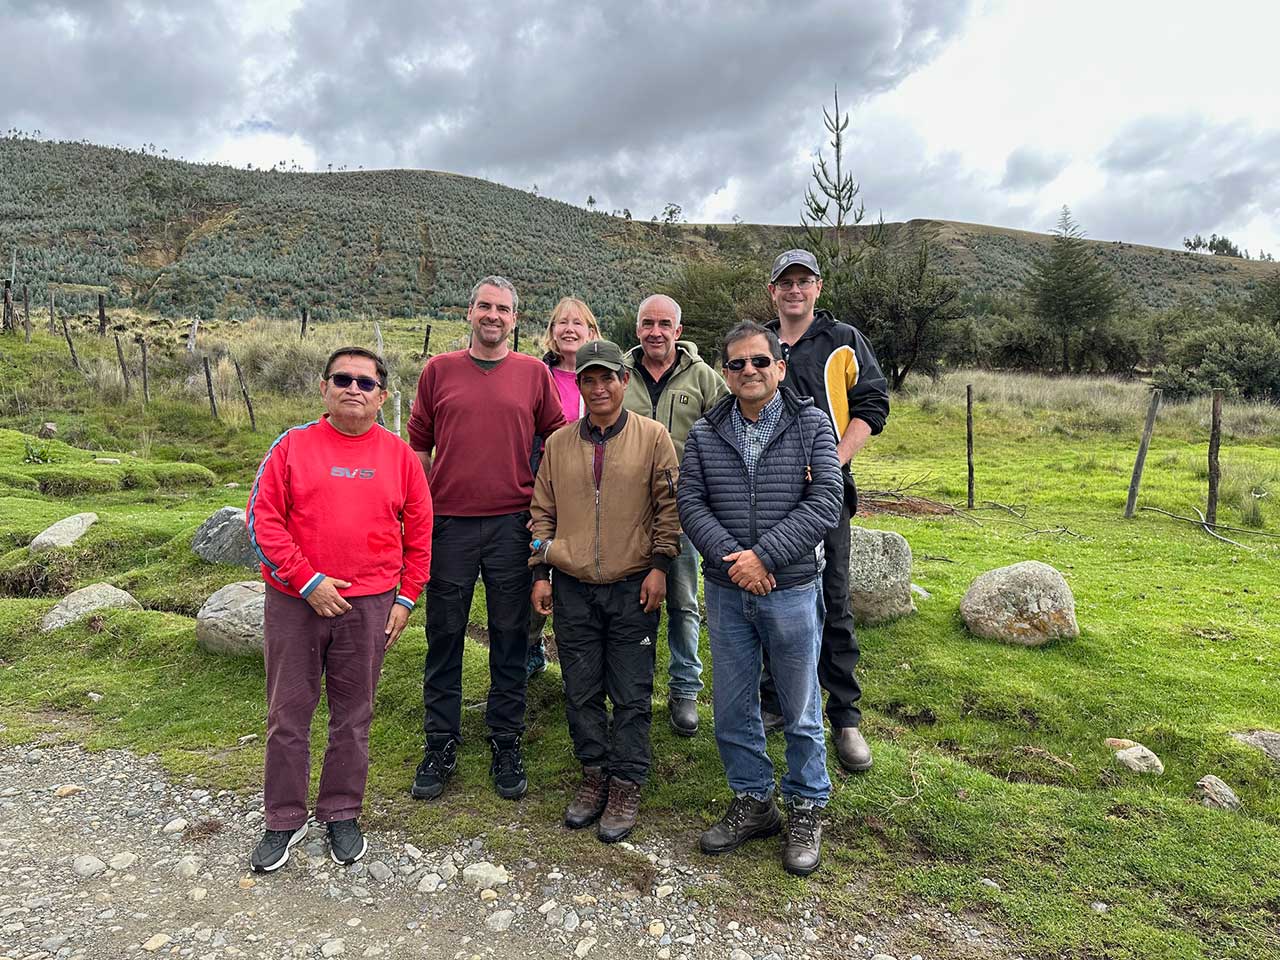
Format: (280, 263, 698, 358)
(575, 339, 626, 374)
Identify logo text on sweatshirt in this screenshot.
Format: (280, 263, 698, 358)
(330, 467, 376, 479)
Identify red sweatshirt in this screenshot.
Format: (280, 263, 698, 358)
(407, 350, 566, 516)
(246, 416, 433, 607)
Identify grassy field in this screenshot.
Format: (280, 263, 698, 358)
(1, 322, 1278, 960)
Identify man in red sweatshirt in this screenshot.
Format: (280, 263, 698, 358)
(246, 346, 432, 872)
(408, 276, 566, 802)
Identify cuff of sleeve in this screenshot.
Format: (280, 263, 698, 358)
(298, 572, 325, 598)
(533, 564, 552, 582)
(394, 595, 415, 611)
(650, 554, 673, 575)
(749, 545, 776, 573)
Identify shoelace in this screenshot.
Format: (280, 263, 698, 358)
(422, 747, 452, 776)
(606, 783, 640, 816)
(787, 809, 819, 844)
(494, 745, 524, 776)
(722, 796, 758, 829)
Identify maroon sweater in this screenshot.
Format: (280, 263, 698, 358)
(407, 350, 566, 516)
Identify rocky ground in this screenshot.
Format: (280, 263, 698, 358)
(0, 738, 1021, 960)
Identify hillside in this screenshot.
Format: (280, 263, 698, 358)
(1, 137, 1275, 323)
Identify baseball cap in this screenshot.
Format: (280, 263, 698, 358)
(575, 339, 626, 373)
(769, 249, 822, 283)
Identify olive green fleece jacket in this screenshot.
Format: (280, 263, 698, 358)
(622, 340, 730, 459)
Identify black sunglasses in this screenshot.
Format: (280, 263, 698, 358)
(327, 372, 383, 392)
(725, 355, 775, 372)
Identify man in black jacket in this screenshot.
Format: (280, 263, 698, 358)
(761, 249, 890, 774)
(678, 321, 843, 876)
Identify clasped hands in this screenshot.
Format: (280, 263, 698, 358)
(722, 549, 775, 596)
(304, 575, 409, 650)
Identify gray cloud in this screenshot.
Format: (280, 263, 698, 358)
(999, 146, 1069, 191)
(262, 0, 974, 220)
(0, 0, 252, 154)
(1082, 115, 1280, 249)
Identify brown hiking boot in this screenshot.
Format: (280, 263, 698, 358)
(564, 766, 609, 829)
(597, 777, 641, 843)
(782, 799, 822, 876)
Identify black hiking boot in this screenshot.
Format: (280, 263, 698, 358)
(699, 795, 783, 855)
(489, 735, 528, 800)
(411, 738, 458, 801)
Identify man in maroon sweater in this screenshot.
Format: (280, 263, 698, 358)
(247, 346, 432, 872)
(408, 276, 566, 801)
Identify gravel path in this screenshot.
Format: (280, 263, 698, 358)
(0, 739, 1019, 960)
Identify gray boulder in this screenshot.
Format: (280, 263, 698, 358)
(192, 506, 257, 568)
(29, 512, 98, 553)
(1195, 775, 1241, 811)
(41, 583, 141, 632)
(37, 422, 57, 439)
(196, 581, 265, 656)
(847, 527, 915, 625)
(960, 560, 1079, 646)
(1232, 730, 1280, 767)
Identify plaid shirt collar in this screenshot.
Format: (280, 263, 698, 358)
(731, 390, 784, 480)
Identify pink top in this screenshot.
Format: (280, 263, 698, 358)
(551, 365, 585, 422)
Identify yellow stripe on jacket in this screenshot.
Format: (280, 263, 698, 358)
(822, 345, 860, 437)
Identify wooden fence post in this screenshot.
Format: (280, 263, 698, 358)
(374, 320, 384, 356)
(513, 325, 520, 353)
(422, 323, 432, 356)
(203, 356, 220, 421)
(966, 383, 975, 510)
(1206, 388, 1223, 526)
(114, 334, 131, 398)
(233, 358, 256, 432)
(393, 390, 402, 436)
(187, 317, 200, 352)
(48, 288, 56, 334)
(61, 319, 82, 372)
(300, 306, 308, 340)
(97, 293, 107, 336)
(1124, 388, 1162, 518)
(1, 279, 10, 333)
(139, 338, 150, 406)
(21, 285, 30, 342)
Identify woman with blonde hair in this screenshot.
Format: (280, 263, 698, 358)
(540, 296, 602, 421)
(528, 296, 601, 677)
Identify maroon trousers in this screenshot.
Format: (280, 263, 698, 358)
(263, 586, 392, 830)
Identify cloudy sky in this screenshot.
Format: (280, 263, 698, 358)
(4, 0, 1278, 254)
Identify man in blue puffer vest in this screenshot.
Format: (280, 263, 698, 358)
(677, 320, 843, 877)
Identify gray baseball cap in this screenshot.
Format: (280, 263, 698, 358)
(575, 339, 627, 373)
(769, 248, 822, 283)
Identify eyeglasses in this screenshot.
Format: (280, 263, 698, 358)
(725, 355, 775, 372)
(772, 277, 818, 291)
(326, 373, 383, 392)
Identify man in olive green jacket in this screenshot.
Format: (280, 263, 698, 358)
(622, 294, 729, 738)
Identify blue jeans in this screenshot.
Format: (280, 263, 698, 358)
(665, 532, 703, 699)
(705, 578, 830, 806)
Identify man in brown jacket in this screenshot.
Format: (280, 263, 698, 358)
(529, 340, 680, 843)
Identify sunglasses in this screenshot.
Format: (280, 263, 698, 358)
(326, 372, 383, 392)
(725, 355, 775, 372)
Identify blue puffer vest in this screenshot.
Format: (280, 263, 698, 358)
(677, 387, 843, 590)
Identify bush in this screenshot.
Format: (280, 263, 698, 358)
(1152, 319, 1280, 401)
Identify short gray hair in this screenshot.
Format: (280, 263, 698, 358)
(636, 293, 682, 328)
(470, 275, 519, 314)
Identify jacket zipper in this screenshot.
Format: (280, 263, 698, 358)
(594, 443, 604, 581)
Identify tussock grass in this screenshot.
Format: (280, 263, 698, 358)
(903, 369, 1280, 441)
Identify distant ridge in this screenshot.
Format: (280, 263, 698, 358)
(1, 138, 1272, 322)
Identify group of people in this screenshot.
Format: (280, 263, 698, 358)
(244, 248, 889, 879)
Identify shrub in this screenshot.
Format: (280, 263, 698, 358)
(1152, 319, 1280, 401)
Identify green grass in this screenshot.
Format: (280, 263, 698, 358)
(1, 325, 1278, 959)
